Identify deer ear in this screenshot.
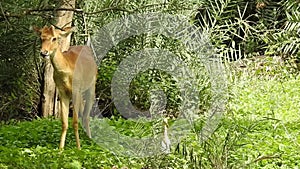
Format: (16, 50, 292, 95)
(32, 26, 41, 34)
(50, 25, 57, 35)
(60, 27, 75, 37)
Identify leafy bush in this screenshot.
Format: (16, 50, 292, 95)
(75, 0, 214, 118)
(0, 19, 42, 121)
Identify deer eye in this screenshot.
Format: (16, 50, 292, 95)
(52, 38, 57, 42)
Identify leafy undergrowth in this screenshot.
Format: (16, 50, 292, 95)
(0, 118, 195, 169)
(1, 112, 299, 168)
(1, 60, 300, 168)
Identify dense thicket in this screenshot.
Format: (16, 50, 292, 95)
(0, 0, 299, 121)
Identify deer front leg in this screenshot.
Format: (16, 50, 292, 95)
(59, 96, 70, 149)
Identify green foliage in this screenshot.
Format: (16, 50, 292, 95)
(0, 7, 43, 120)
(224, 58, 300, 168)
(193, 0, 261, 60)
(2, 57, 300, 168)
(264, 0, 300, 58)
(1, 56, 300, 168)
(74, 1, 213, 117)
(193, 0, 300, 62)
(1, 85, 300, 168)
(1, 0, 300, 168)
(1, 0, 298, 122)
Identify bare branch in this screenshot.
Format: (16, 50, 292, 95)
(84, 6, 133, 14)
(0, 7, 130, 19)
(0, 2, 10, 25)
(0, 2, 177, 20)
(253, 155, 281, 163)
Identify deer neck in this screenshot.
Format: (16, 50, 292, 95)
(50, 46, 70, 74)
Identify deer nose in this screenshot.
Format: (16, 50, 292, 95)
(40, 50, 49, 57)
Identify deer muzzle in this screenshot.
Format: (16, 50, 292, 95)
(40, 50, 50, 59)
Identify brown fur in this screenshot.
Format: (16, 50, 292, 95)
(36, 25, 97, 149)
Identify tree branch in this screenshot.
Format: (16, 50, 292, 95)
(0, 2, 10, 24)
(0, 2, 181, 19)
(84, 6, 133, 14)
(0, 6, 132, 19)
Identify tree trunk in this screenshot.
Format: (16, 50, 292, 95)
(41, 0, 75, 117)
(56, 0, 76, 51)
(41, 59, 56, 117)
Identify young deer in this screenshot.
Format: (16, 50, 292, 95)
(35, 25, 97, 149)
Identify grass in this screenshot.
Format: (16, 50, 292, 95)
(1, 58, 300, 168)
(0, 112, 299, 168)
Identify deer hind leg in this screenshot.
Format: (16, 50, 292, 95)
(83, 85, 95, 138)
(72, 91, 82, 149)
(59, 96, 70, 149)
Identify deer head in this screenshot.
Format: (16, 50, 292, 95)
(35, 25, 73, 59)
